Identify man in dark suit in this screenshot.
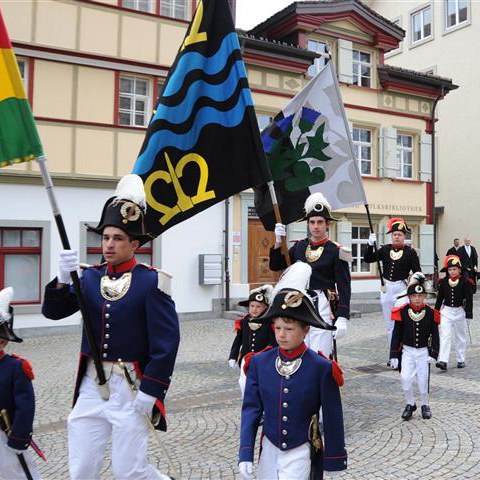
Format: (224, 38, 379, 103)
(458, 238, 478, 293)
(446, 238, 460, 256)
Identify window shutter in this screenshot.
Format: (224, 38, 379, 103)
(287, 221, 308, 242)
(378, 221, 386, 246)
(337, 221, 352, 251)
(419, 133, 432, 182)
(380, 127, 398, 178)
(337, 39, 353, 84)
(419, 224, 434, 274)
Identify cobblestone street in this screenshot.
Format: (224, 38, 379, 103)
(5, 300, 480, 480)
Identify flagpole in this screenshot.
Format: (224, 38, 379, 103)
(36, 155, 109, 400)
(268, 181, 291, 266)
(364, 204, 385, 290)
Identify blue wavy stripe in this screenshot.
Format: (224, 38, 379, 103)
(163, 32, 242, 98)
(152, 61, 247, 125)
(133, 89, 253, 175)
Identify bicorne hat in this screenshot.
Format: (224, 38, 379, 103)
(0, 287, 22, 343)
(238, 284, 274, 307)
(302, 192, 338, 222)
(440, 254, 462, 273)
(386, 217, 411, 234)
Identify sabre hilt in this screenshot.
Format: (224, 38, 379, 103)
(118, 359, 137, 393)
(0, 409, 12, 434)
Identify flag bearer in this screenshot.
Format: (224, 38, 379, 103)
(389, 273, 439, 420)
(435, 255, 472, 371)
(238, 262, 347, 480)
(269, 192, 351, 357)
(42, 175, 179, 480)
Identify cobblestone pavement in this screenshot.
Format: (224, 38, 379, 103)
(4, 299, 480, 480)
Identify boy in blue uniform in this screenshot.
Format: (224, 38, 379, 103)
(228, 285, 276, 396)
(0, 287, 42, 479)
(238, 263, 347, 480)
(42, 175, 179, 480)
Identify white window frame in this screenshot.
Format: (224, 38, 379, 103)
(17, 57, 28, 92)
(351, 226, 372, 275)
(160, 0, 190, 20)
(397, 133, 414, 179)
(307, 39, 328, 77)
(410, 5, 433, 46)
(122, 0, 156, 13)
(352, 127, 373, 176)
(444, 0, 470, 33)
(385, 17, 403, 58)
(118, 75, 151, 127)
(352, 49, 372, 88)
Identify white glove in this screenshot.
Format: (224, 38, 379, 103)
(368, 232, 377, 246)
(228, 359, 237, 369)
(428, 356, 436, 364)
(239, 461, 254, 480)
(58, 249, 79, 284)
(274, 223, 286, 244)
(332, 317, 347, 340)
(133, 390, 157, 416)
(390, 358, 399, 369)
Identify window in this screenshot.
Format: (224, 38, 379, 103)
(17, 58, 28, 91)
(122, 0, 155, 13)
(351, 226, 371, 274)
(397, 134, 413, 179)
(86, 231, 153, 266)
(256, 114, 273, 132)
(387, 18, 403, 55)
(160, 0, 189, 20)
(445, 0, 469, 29)
(352, 50, 371, 87)
(411, 6, 432, 43)
(0, 228, 42, 303)
(307, 40, 328, 77)
(119, 76, 151, 127)
(352, 127, 372, 175)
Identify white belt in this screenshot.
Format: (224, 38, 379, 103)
(85, 358, 134, 380)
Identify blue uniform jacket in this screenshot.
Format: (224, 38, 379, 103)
(239, 346, 347, 475)
(42, 259, 180, 430)
(270, 239, 351, 318)
(0, 352, 35, 450)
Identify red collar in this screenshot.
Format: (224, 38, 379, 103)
(0, 351, 5, 361)
(106, 257, 137, 274)
(279, 342, 307, 359)
(391, 244, 405, 251)
(409, 303, 425, 312)
(449, 275, 460, 281)
(310, 237, 329, 247)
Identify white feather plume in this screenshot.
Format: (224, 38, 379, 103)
(0, 287, 14, 316)
(304, 192, 331, 216)
(272, 261, 312, 298)
(410, 272, 426, 284)
(249, 284, 274, 303)
(114, 174, 147, 211)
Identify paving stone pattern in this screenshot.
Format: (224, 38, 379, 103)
(4, 300, 480, 479)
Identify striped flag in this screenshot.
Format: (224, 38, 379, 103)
(0, 8, 43, 166)
(133, 0, 269, 236)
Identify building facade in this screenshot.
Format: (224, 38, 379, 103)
(0, 0, 456, 331)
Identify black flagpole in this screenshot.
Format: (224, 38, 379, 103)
(37, 156, 109, 400)
(364, 204, 385, 291)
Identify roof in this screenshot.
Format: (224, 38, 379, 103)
(249, 0, 405, 41)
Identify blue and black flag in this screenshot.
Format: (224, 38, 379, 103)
(133, 0, 269, 236)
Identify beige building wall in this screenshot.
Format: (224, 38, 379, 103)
(369, 0, 472, 259)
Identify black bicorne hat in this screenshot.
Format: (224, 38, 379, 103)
(257, 288, 335, 330)
(238, 285, 273, 307)
(398, 272, 434, 299)
(0, 287, 22, 343)
(87, 175, 154, 246)
(386, 217, 411, 234)
(440, 255, 462, 273)
(302, 192, 338, 222)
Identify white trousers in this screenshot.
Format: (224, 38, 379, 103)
(381, 280, 408, 348)
(68, 369, 169, 480)
(0, 431, 41, 480)
(305, 291, 333, 356)
(438, 306, 468, 363)
(401, 346, 429, 400)
(238, 358, 247, 398)
(257, 436, 310, 480)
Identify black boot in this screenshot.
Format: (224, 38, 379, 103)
(401, 403, 417, 420)
(436, 361, 447, 371)
(457, 362, 466, 368)
(421, 405, 432, 419)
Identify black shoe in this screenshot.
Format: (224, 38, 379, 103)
(401, 404, 417, 420)
(457, 362, 466, 369)
(387, 360, 391, 367)
(421, 405, 432, 419)
(436, 361, 447, 371)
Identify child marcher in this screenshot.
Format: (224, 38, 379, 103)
(435, 255, 473, 370)
(228, 285, 276, 396)
(238, 263, 347, 480)
(0, 287, 43, 479)
(389, 273, 440, 420)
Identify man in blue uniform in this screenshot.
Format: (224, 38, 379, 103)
(238, 262, 347, 480)
(42, 175, 179, 480)
(270, 192, 351, 357)
(365, 217, 421, 354)
(0, 287, 42, 479)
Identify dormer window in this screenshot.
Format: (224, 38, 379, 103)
(352, 50, 371, 87)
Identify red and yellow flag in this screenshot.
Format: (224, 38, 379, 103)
(0, 8, 43, 167)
